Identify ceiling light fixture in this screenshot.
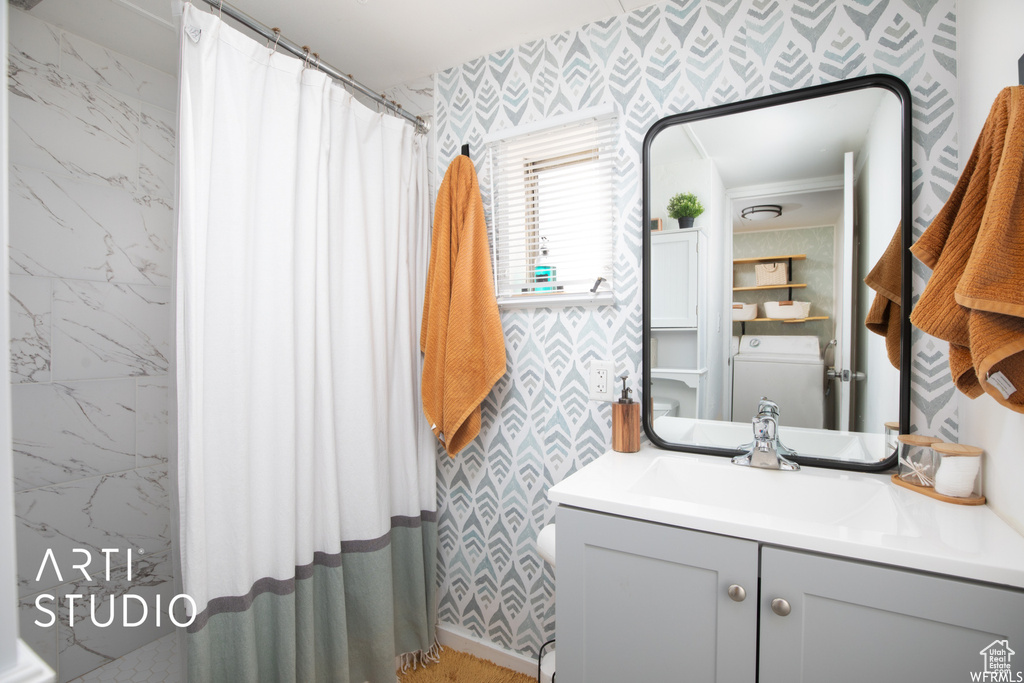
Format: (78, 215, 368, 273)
(741, 205, 783, 221)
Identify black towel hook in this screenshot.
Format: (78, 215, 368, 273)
(1018, 52, 1023, 86)
(461, 143, 470, 158)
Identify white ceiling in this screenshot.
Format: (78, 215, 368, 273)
(731, 189, 843, 234)
(661, 88, 892, 233)
(685, 88, 887, 190)
(23, 0, 655, 90)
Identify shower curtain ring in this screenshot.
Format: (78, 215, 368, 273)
(313, 53, 321, 71)
(269, 28, 281, 54)
(217, 0, 223, 18)
(302, 46, 311, 68)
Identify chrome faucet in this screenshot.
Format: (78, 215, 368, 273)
(732, 397, 800, 471)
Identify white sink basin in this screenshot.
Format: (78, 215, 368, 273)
(547, 446, 1024, 589)
(653, 416, 889, 463)
(627, 455, 899, 534)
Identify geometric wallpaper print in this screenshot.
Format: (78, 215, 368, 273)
(431, 0, 959, 658)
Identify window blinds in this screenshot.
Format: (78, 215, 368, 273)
(488, 112, 617, 302)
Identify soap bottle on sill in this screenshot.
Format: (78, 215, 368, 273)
(612, 373, 640, 453)
(534, 236, 556, 292)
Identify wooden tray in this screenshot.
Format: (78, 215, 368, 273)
(890, 474, 986, 506)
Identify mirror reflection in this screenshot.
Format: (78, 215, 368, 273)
(646, 81, 905, 466)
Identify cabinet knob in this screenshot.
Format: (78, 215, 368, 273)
(770, 598, 792, 617)
(727, 584, 746, 602)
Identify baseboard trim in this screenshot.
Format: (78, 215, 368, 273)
(436, 623, 538, 677)
(0, 641, 56, 683)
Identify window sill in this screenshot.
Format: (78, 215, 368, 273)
(497, 290, 614, 309)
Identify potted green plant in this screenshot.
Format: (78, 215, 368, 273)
(667, 192, 705, 229)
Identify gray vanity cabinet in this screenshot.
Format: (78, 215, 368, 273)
(557, 505, 758, 683)
(557, 506, 1024, 683)
(759, 547, 1024, 683)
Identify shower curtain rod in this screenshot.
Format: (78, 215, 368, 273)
(195, 0, 430, 134)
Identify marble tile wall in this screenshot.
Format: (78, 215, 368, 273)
(383, 74, 438, 215)
(8, 9, 177, 682)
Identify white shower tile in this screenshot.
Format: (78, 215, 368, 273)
(71, 632, 180, 683)
(8, 61, 139, 190)
(51, 280, 170, 381)
(60, 32, 177, 111)
(18, 588, 60, 675)
(57, 551, 175, 683)
(139, 105, 176, 200)
(9, 8, 61, 71)
(10, 167, 173, 286)
(12, 379, 136, 492)
(384, 75, 434, 118)
(10, 274, 51, 384)
(137, 73, 178, 114)
(16, 465, 171, 597)
(136, 377, 169, 467)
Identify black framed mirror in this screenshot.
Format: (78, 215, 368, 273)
(642, 74, 911, 472)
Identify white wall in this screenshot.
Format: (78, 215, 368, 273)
(704, 163, 728, 420)
(649, 127, 709, 229)
(855, 93, 901, 434)
(957, 0, 1024, 534)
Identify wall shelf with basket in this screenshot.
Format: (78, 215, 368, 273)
(732, 254, 805, 299)
(732, 254, 808, 265)
(733, 284, 807, 292)
(732, 254, 825, 334)
(744, 316, 829, 323)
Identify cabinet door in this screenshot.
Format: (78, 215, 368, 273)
(556, 506, 757, 683)
(651, 230, 699, 328)
(760, 547, 1024, 683)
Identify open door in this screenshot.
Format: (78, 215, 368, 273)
(831, 151, 857, 430)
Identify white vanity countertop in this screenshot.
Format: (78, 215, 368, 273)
(548, 445, 1024, 589)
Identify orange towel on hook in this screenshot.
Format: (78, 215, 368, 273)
(421, 156, 507, 456)
(864, 223, 903, 370)
(910, 86, 1024, 413)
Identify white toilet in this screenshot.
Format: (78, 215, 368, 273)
(536, 524, 557, 683)
(651, 396, 680, 420)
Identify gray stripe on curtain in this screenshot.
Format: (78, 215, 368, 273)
(187, 511, 438, 634)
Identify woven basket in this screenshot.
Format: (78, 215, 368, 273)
(754, 261, 788, 286)
(764, 300, 811, 319)
(732, 302, 757, 321)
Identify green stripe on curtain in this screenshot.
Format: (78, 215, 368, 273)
(188, 520, 437, 683)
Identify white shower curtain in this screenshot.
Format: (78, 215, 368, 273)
(176, 5, 436, 681)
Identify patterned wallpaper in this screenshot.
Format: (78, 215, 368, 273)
(431, 0, 959, 659)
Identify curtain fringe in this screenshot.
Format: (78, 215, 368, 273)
(398, 639, 443, 674)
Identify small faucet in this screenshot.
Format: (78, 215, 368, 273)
(732, 397, 800, 471)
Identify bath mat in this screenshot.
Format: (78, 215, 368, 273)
(398, 648, 535, 683)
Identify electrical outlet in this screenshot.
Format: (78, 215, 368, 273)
(589, 360, 615, 401)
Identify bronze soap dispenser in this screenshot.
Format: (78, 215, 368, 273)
(612, 372, 640, 453)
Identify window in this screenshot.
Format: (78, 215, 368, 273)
(487, 107, 617, 305)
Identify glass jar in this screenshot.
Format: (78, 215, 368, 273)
(884, 421, 900, 460)
(933, 443, 983, 498)
(896, 434, 943, 487)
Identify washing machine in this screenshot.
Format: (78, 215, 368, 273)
(731, 335, 824, 429)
